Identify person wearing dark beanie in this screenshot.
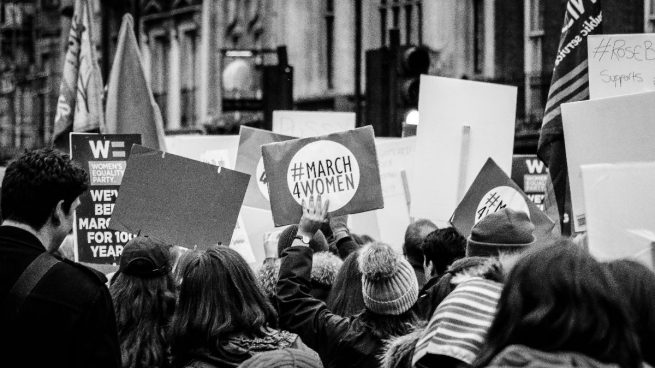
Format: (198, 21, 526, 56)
(238, 348, 323, 368)
(276, 196, 421, 368)
(466, 208, 536, 258)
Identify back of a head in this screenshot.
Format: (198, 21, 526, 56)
(473, 239, 641, 368)
(278, 225, 329, 256)
(110, 236, 175, 368)
(326, 251, 365, 317)
(1, 148, 88, 230)
(359, 242, 419, 316)
(171, 246, 277, 358)
(466, 208, 535, 258)
(421, 227, 466, 277)
(403, 219, 438, 266)
(606, 259, 655, 366)
(238, 348, 322, 368)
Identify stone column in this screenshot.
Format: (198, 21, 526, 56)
(167, 27, 181, 130)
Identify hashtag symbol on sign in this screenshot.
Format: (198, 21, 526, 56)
(591, 38, 611, 61)
(485, 192, 501, 208)
(291, 162, 304, 181)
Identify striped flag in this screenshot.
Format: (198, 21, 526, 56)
(52, 0, 104, 150)
(538, 0, 602, 234)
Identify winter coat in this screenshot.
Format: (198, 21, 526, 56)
(180, 327, 314, 368)
(276, 245, 386, 368)
(483, 345, 621, 368)
(380, 329, 424, 368)
(0, 226, 121, 368)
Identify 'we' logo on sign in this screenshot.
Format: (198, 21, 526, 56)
(89, 141, 127, 159)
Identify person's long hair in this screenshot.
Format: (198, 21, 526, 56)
(473, 239, 641, 368)
(606, 259, 655, 367)
(327, 251, 366, 317)
(110, 272, 176, 368)
(170, 246, 278, 365)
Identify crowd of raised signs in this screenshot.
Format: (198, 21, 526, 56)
(0, 148, 654, 368)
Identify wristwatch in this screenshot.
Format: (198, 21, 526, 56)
(294, 234, 311, 245)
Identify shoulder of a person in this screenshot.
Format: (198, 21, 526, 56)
(57, 258, 109, 287)
(183, 361, 218, 368)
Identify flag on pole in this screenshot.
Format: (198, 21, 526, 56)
(104, 14, 166, 150)
(52, 0, 104, 149)
(537, 0, 602, 234)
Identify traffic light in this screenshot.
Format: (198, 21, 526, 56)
(365, 30, 430, 137)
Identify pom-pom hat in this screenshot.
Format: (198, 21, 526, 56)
(359, 242, 419, 315)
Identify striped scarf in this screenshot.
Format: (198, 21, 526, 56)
(413, 277, 502, 366)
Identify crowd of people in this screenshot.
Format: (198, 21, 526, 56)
(1, 148, 654, 368)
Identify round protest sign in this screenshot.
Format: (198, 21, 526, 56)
(256, 157, 269, 200)
(286, 140, 361, 211)
(475, 186, 529, 224)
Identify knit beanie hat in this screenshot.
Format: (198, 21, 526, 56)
(278, 225, 329, 257)
(467, 208, 536, 257)
(359, 242, 419, 316)
(413, 278, 503, 366)
(238, 348, 323, 368)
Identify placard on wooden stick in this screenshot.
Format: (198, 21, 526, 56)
(109, 145, 250, 248)
(411, 76, 517, 225)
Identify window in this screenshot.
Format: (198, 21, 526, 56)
(325, 0, 334, 89)
(379, 0, 422, 46)
(473, 0, 485, 75)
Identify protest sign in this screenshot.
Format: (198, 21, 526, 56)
(349, 138, 416, 250)
(511, 155, 548, 211)
(451, 158, 556, 243)
(262, 126, 384, 226)
(411, 76, 517, 226)
(587, 34, 655, 99)
(165, 135, 239, 167)
(235, 126, 295, 210)
(561, 91, 655, 232)
(581, 162, 655, 270)
(70, 133, 141, 264)
(110, 144, 250, 248)
(230, 216, 256, 265)
(272, 110, 355, 138)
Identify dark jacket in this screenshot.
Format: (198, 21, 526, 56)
(276, 245, 384, 368)
(483, 345, 620, 368)
(0, 226, 121, 368)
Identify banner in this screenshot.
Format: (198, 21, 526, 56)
(272, 110, 355, 138)
(70, 133, 141, 264)
(109, 145, 250, 248)
(235, 126, 294, 210)
(262, 126, 384, 226)
(451, 158, 556, 243)
(412, 76, 517, 226)
(587, 34, 655, 99)
(104, 14, 166, 150)
(582, 162, 655, 270)
(511, 155, 548, 211)
(52, 0, 104, 149)
(562, 91, 655, 231)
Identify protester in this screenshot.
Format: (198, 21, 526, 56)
(403, 219, 438, 288)
(171, 246, 313, 368)
(277, 195, 421, 368)
(0, 148, 121, 368)
(472, 239, 642, 368)
(606, 259, 655, 367)
(110, 236, 176, 368)
(238, 348, 323, 368)
(421, 227, 466, 279)
(325, 251, 366, 317)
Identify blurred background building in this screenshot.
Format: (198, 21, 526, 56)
(0, 0, 647, 160)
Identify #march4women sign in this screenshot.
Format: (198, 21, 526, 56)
(262, 126, 384, 226)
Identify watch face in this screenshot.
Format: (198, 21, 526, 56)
(301, 235, 311, 244)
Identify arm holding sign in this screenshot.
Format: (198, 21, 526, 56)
(277, 196, 351, 362)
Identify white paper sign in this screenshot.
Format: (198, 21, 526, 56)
(272, 111, 355, 138)
(588, 34, 655, 99)
(411, 76, 517, 225)
(562, 91, 655, 232)
(165, 135, 239, 167)
(581, 162, 655, 270)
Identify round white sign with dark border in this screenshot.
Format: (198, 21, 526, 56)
(475, 186, 530, 224)
(286, 140, 360, 212)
